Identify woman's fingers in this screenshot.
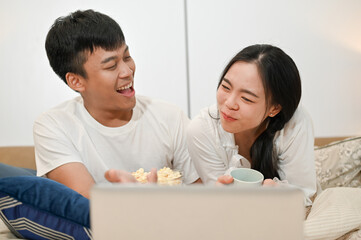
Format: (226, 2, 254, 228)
(216, 175, 234, 185)
(262, 178, 278, 186)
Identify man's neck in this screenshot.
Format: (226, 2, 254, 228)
(84, 104, 133, 127)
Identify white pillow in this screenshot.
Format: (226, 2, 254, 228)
(304, 187, 361, 240)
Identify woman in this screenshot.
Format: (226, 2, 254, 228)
(187, 44, 316, 205)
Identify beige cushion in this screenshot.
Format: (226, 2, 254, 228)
(314, 136, 361, 190)
(314, 137, 350, 147)
(0, 146, 36, 170)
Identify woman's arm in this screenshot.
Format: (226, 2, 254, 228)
(186, 115, 227, 184)
(275, 107, 317, 206)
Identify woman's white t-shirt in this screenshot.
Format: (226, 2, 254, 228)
(187, 104, 317, 205)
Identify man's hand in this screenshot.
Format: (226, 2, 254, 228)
(105, 168, 158, 183)
(216, 175, 234, 185)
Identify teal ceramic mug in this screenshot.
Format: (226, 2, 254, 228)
(230, 168, 264, 187)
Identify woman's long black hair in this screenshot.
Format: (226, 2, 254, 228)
(217, 44, 302, 179)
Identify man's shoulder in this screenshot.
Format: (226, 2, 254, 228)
(35, 96, 83, 124)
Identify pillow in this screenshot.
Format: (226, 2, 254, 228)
(0, 176, 92, 240)
(304, 187, 361, 240)
(314, 136, 361, 190)
(0, 163, 36, 178)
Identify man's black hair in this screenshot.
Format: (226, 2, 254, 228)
(45, 9, 125, 84)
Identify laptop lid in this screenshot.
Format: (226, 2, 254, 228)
(91, 184, 304, 240)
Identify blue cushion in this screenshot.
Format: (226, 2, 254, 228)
(0, 163, 36, 178)
(0, 176, 92, 239)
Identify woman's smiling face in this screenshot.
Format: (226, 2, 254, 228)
(216, 61, 276, 134)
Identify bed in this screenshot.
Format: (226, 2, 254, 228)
(0, 137, 360, 240)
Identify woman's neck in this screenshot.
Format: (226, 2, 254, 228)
(234, 119, 269, 161)
(234, 132, 255, 161)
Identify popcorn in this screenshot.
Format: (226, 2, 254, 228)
(131, 167, 182, 185)
(132, 168, 150, 183)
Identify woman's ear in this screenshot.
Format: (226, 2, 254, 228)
(66, 73, 85, 92)
(268, 104, 282, 117)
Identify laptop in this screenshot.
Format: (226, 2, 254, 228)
(90, 184, 304, 240)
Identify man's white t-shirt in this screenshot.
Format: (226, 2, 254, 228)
(34, 95, 199, 184)
(186, 104, 317, 205)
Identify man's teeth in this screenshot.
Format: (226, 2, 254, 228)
(117, 82, 133, 91)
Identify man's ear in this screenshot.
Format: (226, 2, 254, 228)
(66, 73, 85, 92)
(268, 104, 282, 117)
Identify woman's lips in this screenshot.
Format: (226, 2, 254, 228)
(221, 111, 237, 121)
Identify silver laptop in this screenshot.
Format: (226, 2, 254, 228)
(91, 184, 304, 240)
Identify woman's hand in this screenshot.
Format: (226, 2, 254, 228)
(216, 175, 278, 186)
(216, 175, 234, 185)
(262, 178, 278, 186)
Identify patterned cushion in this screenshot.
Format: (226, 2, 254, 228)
(315, 136, 361, 190)
(0, 176, 92, 240)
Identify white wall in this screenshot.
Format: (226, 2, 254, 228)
(0, 0, 188, 146)
(1, 0, 360, 146)
(186, 0, 361, 137)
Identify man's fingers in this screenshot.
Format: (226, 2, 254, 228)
(104, 169, 120, 182)
(105, 169, 137, 183)
(147, 168, 158, 183)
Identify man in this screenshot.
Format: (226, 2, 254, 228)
(34, 9, 200, 198)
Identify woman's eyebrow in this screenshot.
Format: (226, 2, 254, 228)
(223, 77, 259, 98)
(223, 78, 232, 87)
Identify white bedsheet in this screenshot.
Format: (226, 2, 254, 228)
(0, 220, 18, 240)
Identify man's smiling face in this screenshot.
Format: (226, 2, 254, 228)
(78, 43, 136, 120)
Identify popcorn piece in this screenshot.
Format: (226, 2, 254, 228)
(131, 167, 182, 185)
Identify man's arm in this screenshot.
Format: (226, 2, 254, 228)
(34, 113, 96, 199)
(46, 162, 95, 199)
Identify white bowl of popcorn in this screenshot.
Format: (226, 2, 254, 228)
(132, 167, 182, 186)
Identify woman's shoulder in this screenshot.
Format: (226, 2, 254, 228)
(190, 104, 218, 124)
(275, 105, 314, 147)
(286, 105, 313, 130)
(187, 105, 219, 135)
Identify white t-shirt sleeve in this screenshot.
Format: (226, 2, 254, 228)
(33, 113, 83, 177)
(275, 107, 317, 206)
(186, 115, 226, 184)
(171, 110, 200, 184)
